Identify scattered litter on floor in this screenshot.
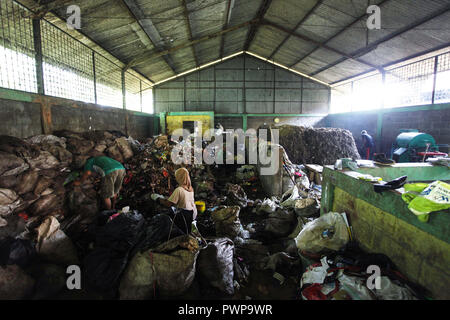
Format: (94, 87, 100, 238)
(0, 129, 429, 300)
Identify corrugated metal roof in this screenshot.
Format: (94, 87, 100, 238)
(15, 0, 450, 85)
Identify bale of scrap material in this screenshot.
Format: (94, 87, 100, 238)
(278, 125, 360, 165)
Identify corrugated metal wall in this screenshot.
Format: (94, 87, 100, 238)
(153, 54, 330, 114)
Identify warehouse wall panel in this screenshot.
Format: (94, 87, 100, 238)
(154, 54, 330, 116)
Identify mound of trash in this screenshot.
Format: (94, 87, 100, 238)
(278, 125, 361, 165)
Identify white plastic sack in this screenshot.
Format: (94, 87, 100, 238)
(280, 186, 301, 208)
(373, 276, 417, 300)
(258, 197, 278, 214)
(300, 257, 330, 286)
(36, 216, 79, 265)
(337, 274, 375, 300)
(295, 212, 350, 253)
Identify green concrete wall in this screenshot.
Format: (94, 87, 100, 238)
(333, 187, 450, 300)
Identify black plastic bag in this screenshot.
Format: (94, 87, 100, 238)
(0, 237, 36, 267)
(138, 213, 184, 252)
(197, 238, 235, 296)
(83, 211, 145, 291)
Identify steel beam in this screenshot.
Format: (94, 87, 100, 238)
(263, 20, 380, 70)
(129, 19, 258, 68)
(122, 0, 177, 73)
(330, 42, 450, 85)
(309, 4, 450, 77)
(220, 0, 235, 58)
(181, 0, 199, 67)
(289, 0, 392, 69)
(267, 0, 324, 61)
(243, 0, 273, 51)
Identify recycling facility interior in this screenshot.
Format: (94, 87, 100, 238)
(0, 0, 450, 301)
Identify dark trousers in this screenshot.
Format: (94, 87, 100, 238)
(169, 208, 194, 234)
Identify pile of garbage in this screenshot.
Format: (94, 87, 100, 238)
(278, 125, 361, 165)
(117, 135, 215, 211)
(0, 129, 429, 301)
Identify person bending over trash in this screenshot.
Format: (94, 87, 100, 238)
(74, 156, 126, 210)
(152, 167, 198, 229)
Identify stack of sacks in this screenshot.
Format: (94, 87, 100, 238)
(53, 130, 135, 168)
(0, 135, 66, 230)
(0, 130, 137, 238)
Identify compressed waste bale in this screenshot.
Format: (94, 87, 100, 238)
(115, 137, 134, 160)
(295, 212, 350, 253)
(119, 235, 199, 299)
(0, 264, 35, 300)
(211, 206, 242, 239)
(36, 216, 79, 265)
(84, 211, 145, 291)
(27, 151, 60, 170)
(278, 125, 360, 165)
(16, 170, 40, 195)
(196, 238, 235, 295)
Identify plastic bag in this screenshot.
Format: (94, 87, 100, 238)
(0, 264, 35, 300)
(264, 209, 296, 237)
(119, 235, 199, 299)
(257, 197, 278, 214)
(294, 198, 319, 217)
(337, 274, 375, 300)
(372, 276, 417, 300)
(280, 186, 300, 208)
(36, 216, 79, 265)
(115, 137, 134, 160)
(0, 237, 36, 267)
(402, 181, 450, 222)
(197, 238, 235, 295)
(84, 211, 145, 290)
(139, 214, 184, 251)
(295, 212, 350, 253)
(211, 206, 242, 239)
